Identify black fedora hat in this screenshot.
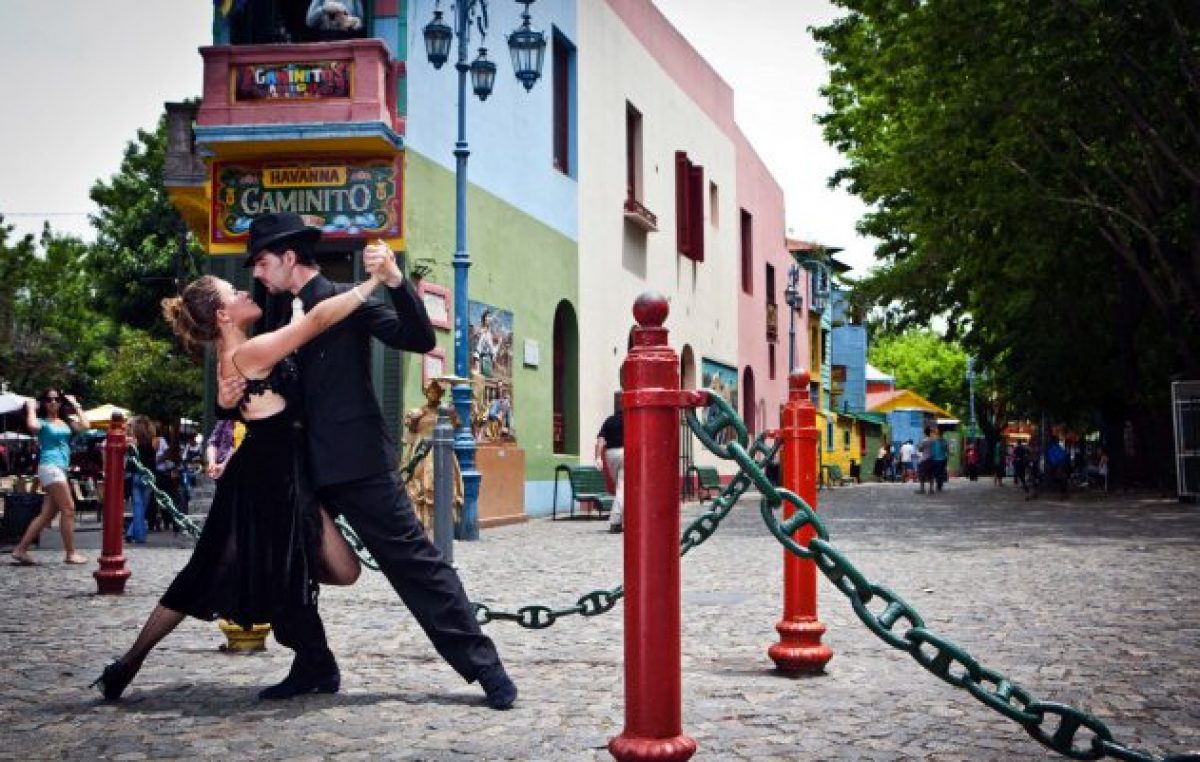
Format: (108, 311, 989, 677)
(242, 213, 322, 267)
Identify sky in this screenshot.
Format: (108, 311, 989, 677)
(0, 1, 876, 275)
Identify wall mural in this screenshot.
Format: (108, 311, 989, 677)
(702, 358, 739, 444)
(468, 300, 515, 444)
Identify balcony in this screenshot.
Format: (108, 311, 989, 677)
(623, 196, 658, 232)
(194, 39, 404, 159)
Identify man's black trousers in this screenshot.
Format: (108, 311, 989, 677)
(273, 471, 500, 680)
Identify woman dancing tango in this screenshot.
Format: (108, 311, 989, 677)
(92, 258, 381, 700)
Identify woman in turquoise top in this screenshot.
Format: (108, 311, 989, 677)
(10, 388, 89, 565)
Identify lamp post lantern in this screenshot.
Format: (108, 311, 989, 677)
(784, 263, 803, 372)
(422, 0, 545, 540)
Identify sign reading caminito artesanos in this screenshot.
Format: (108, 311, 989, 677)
(234, 60, 352, 101)
(212, 157, 402, 245)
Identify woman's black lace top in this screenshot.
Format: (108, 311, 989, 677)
(240, 356, 300, 407)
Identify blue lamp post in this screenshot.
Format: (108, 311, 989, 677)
(784, 263, 803, 372)
(423, 0, 545, 540)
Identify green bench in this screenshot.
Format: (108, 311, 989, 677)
(687, 465, 722, 503)
(552, 464, 614, 521)
(823, 464, 853, 487)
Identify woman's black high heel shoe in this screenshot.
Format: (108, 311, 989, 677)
(91, 659, 136, 700)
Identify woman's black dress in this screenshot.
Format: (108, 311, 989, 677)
(160, 359, 321, 628)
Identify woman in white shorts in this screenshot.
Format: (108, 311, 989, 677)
(10, 389, 90, 565)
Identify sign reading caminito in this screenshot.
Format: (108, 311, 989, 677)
(212, 157, 402, 244)
(234, 61, 351, 101)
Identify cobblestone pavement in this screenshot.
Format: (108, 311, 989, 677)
(2, 479, 1198, 760)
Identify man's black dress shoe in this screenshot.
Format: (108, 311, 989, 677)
(258, 668, 340, 700)
(478, 663, 518, 710)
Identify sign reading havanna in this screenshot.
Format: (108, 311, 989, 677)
(212, 157, 402, 243)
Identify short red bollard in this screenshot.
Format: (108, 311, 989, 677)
(767, 370, 833, 673)
(609, 293, 697, 762)
(94, 424, 131, 595)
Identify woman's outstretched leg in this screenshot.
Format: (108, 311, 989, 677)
(317, 509, 361, 586)
(93, 605, 185, 700)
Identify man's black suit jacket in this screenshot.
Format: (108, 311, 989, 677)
(280, 274, 436, 488)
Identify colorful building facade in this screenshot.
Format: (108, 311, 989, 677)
(166, 1, 813, 520)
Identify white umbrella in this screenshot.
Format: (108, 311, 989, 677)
(0, 392, 32, 416)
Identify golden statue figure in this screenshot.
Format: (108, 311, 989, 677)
(402, 379, 463, 541)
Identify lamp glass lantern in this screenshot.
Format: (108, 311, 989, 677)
(470, 48, 498, 100)
(423, 10, 453, 69)
(507, 3, 546, 92)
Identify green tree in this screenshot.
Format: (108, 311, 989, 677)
(83, 112, 205, 421)
(815, 1, 1200, 484)
(93, 327, 202, 426)
(868, 330, 967, 415)
(0, 219, 115, 398)
(89, 116, 203, 337)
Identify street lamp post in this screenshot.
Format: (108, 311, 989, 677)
(966, 356, 978, 441)
(423, 0, 545, 540)
(784, 263, 803, 372)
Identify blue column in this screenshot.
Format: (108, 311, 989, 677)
(451, 1, 481, 540)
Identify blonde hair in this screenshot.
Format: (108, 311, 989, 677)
(161, 276, 225, 357)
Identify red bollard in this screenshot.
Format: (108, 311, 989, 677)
(609, 293, 698, 762)
(94, 424, 131, 595)
(767, 370, 833, 673)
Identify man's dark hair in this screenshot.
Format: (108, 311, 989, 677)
(292, 239, 318, 266)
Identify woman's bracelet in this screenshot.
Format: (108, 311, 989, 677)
(352, 285, 367, 303)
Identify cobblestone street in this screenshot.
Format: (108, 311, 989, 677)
(2, 479, 1198, 760)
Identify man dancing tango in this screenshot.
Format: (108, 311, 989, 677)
(222, 212, 516, 709)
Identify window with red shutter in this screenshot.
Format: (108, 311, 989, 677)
(676, 151, 691, 255)
(687, 163, 704, 261)
(740, 209, 753, 293)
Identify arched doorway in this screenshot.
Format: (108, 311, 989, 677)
(680, 345, 696, 390)
(742, 366, 757, 435)
(552, 300, 579, 454)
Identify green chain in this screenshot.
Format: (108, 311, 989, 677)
(398, 439, 431, 486)
(686, 390, 1199, 762)
(470, 430, 780, 629)
(124, 453, 204, 539)
(334, 440, 432, 571)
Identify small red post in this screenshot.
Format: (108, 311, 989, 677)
(94, 423, 131, 595)
(609, 293, 697, 762)
(767, 370, 833, 673)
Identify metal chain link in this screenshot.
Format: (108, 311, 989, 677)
(336, 440, 432, 570)
(125, 453, 203, 539)
(685, 390, 1199, 762)
(471, 428, 780, 629)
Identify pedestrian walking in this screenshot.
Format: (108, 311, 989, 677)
(965, 442, 979, 481)
(595, 393, 625, 534)
(899, 440, 915, 483)
(9, 389, 89, 565)
(126, 416, 158, 544)
(916, 428, 934, 494)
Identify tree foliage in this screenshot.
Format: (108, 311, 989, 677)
(815, 0, 1200, 482)
(93, 327, 202, 425)
(89, 116, 202, 337)
(1, 114, 204, 424)
(868, 330, 967, 415)
(0, 219, 115, 398)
